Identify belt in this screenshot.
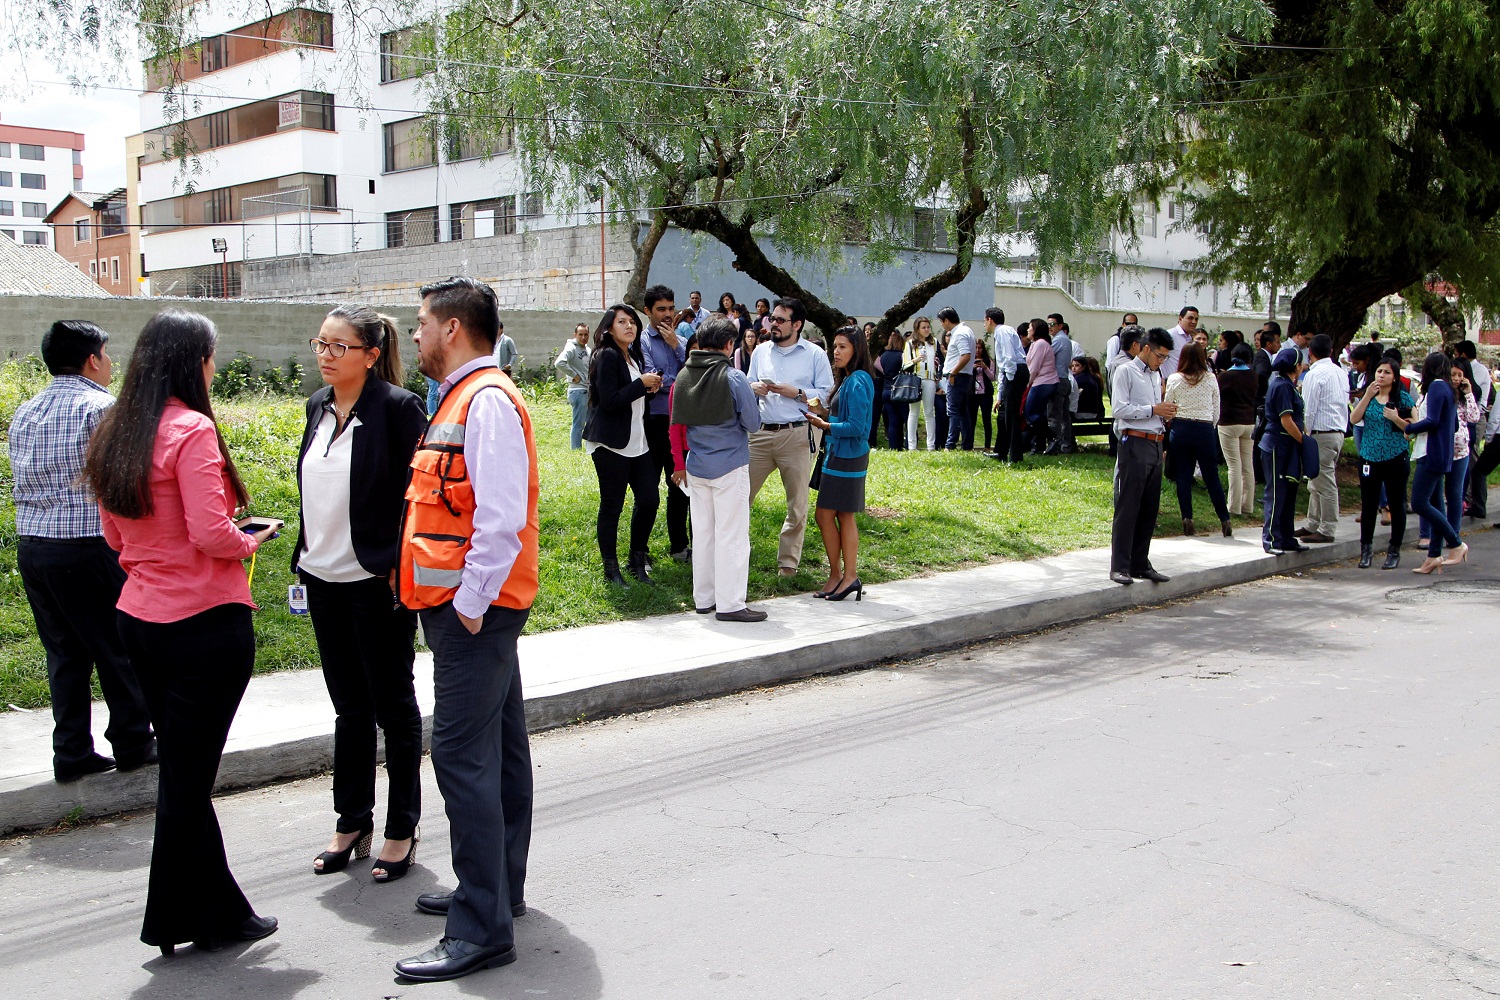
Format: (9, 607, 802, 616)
(18, 534, 106, 545)
(1173, 417, 1212, 424)
(761, 421, 806, 431)
(1123, 429, 1164, 442)
(1311, 428, 1344, 434)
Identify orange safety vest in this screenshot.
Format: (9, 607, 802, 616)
(398, 366, 540, 611)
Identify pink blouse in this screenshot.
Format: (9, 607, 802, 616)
(100, 399, 259, 623)
(1026, 340, 1059, 387)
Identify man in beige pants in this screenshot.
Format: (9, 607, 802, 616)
(746, 298, 835, 576)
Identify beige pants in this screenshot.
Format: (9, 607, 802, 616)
(1306, 431, 1345, 535)
(749, 424, 819, 570)
(1217, 423, 1256, 515)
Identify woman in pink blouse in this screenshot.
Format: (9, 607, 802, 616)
(85, 310, 279, 957)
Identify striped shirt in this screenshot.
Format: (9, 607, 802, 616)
(8, 374, 114, 538)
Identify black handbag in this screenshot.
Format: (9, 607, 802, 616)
(809, 423, 827, 490)
(889, 371, 922, 403)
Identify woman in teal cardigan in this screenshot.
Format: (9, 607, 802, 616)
(807, 327, 875, 602)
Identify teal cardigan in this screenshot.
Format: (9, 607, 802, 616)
(825, 370, 874, 460)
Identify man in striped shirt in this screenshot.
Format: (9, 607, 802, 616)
(9, 321, 153, 782)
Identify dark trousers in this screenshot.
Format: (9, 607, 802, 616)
(592, 446, 659, 561)
(1260, 448, 1301, 549)
(1110, 435, 1163, 575)
(971, 389, 994, 450)
(1001, 366, 1030, 462)
(645, 413, 690, 553)
(1251, 418, 1268, 483)
(302, 573, 421, 840)
(17, 536, 151, 772)
(1168, 420, 1231, 522)
(1359, 455, 1409, 549)
(881, 391, 909, 450)
(869, 379, 884, 449)
(945, 373, 975, 450)
(422, 603, 532, 949)
(1024, 382, 1058, 451)
(934, 391, 949, 449)
(120, 604, 255, 948)
(1469, 435, 1498, 517)
(1412, 459, 1463, 558)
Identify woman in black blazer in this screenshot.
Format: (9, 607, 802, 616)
(582, 303, 663, 585)
(294, 305, 428, 882)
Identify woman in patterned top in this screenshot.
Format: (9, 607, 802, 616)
(1164, 343, 1233, 537)
(1349, 358, 1412, 569)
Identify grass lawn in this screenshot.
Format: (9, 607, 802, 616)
(1, 363, 1487, 710)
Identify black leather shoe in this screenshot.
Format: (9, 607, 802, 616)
(1131, 568, 1171, 583)
(1109, 571, 1134, 586)
(115, 738, 158, 772)
(55, 752, 115, 783)
(716, 607, 769, 622)
(416, 891, 526, 919)
(395, 937, 517, 983)
(695, 605, 715, 614)
(194, 914, 278, 952)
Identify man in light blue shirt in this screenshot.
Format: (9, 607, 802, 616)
(1046, 314, 1075, 454)
(554, 322, 591, 449)
(670, 317, 765, 622)
(985, 307, 1029, 464)
(747, 297, 835, 575)
(1109, 326, 1178, 586)
(492, 321, 519, 374)
(640, 284, 692, 560)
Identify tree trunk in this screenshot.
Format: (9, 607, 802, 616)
(622, 210, 668, 310)
(1289, 254, 1424, 355)
(1405, 282, 1466, 348)
(661, 203, 850, 337)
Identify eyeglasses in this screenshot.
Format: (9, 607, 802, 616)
(1152, 349, 1171, 360)
(768, 316, 789, 325)
(310, 338, 367, 358)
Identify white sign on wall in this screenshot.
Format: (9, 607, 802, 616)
(278, 100, 301, 127)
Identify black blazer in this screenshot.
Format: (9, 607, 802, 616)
(291, 377, 428, 578)
(582, 345, 652, 450)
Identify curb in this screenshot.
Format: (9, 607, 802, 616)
(0, 528, 1388, 836)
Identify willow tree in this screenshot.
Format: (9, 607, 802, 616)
(424, 0, 1267, 336)
(1182, 0, 1500, 350)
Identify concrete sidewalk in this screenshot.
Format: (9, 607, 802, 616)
(2, 493, 1489, 835)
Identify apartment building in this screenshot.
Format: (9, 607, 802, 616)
(44, 189, 135, 295)
(137, 3, 570, 297)
(0, 118, 87, 249)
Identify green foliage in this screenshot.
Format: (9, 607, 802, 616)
(211, 351, 307, 400)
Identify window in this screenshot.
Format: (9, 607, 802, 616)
(0, 229, 14, 239)
(912, 207, 953, 251)
(380, 26, 432, 83)
(0, 142, 8, 157)
(99, 200, 126, 237)
(23, 231, 46, 245)
(88, 260, 97, 277)
(141, 172, 337, 229)
(445, 126, 513, 162)
(496, 195, 517, 236)
(520, 191, 544, 218)
(111, 258, 121, 283)
(1137, 200, 1158, 238)
(19, 144, 43, 160)
(73, 179, 81, 192)
(200, 35, 228, 72)
(74, 217, 91, 243)
(72, 150, 81, 167)
(143, 91, 336, 165)
(144, 9, 333, 91)
(1167, 200, 1179, 221)
(0, 200, 11, 215)
(383, 118, 435, 172)
(1167, 269, 1180, 291)
(20, 174, 45, 190)
(449, 198, 511, 240)
(385, 207, 437, 248)
(22, 202, 45, 218)
(0, 172, 9, 186)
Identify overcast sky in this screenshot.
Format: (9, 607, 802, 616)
(1, 74, 142, 194)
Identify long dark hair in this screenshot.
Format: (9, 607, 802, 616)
(1418, 351, 1452, 396)
(589, 303, 646, 405)
(326, 304, 404, 386)
(1452, 356, 1476, 398)
(1029, 318, 1050, 344)
(85, 309, 248, 518)
(830, 326, 872, 388)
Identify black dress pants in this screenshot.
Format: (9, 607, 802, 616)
(1469, 435, 1498, 518)
(972, 389, 994, 450)
(945, 373, 975, 450)
(301, 573, 421, 840)
(1110, 435, 1163, 575)
(592, 446, 659, 560)
(1168, 419, 1231, 522)
(1359, 456, 1409, 549)
(645, 413, 690, 553)
(17, 536, 152, 773)
(1261, 448, 1301, 549)
(882, 391, 909, 450)
(1002, 365, 1030, 462)
(422, 602, 532, 949)
(119, 604, 255, 948)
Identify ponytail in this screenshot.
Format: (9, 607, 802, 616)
(327, 304, 405, 387)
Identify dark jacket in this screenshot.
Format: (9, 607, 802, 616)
(583, 345, 653, 450)
(1404, 378, 1457, 472)
(1253, 348, 1274, 407)
(291, 377, 428, 577)
(1217, 368, 1258, 426)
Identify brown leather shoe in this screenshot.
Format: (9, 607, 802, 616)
(1304, 532, 1336, 544)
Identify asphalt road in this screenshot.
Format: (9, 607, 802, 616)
(4, 530, 1498, 999)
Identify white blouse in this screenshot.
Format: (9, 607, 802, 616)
(298, 408, 375, 583)
(1164, 372, 1221, 423)
(585, 359, 650, 459)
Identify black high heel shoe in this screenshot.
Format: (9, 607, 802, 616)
(825, 577, 863, 602)
(313, 825, 372, 874)
(372, 827, 420, 883)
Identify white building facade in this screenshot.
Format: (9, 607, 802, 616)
(138, 3, 577, 297)
(0, 120, 87, 249)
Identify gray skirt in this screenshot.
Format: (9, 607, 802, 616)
(816, 452, 868, 513)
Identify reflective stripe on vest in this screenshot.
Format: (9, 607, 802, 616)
(425, 422, 466, 447)
(412, 564, 464, 588)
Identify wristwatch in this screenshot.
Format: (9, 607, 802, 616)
(797, 388, 806, 402)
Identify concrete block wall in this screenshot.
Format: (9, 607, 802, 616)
(992, 284, 1269, 358)
(0, 294, 600, 389)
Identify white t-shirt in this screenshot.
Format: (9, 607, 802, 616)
(298, 408, 375, 583)
(585, 359, 650, 458)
